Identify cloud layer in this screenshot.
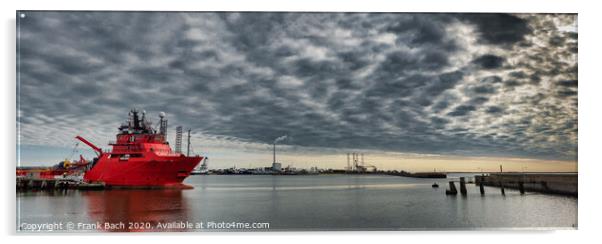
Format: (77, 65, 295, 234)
(17, 12, 577, 161)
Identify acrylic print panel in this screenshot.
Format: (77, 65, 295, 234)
(16, 11, 577, 232)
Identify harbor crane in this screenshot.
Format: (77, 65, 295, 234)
(346, 153, 377, 173)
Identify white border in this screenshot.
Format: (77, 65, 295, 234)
(0, 0, 583, 13)
(2, 1, 600, 244)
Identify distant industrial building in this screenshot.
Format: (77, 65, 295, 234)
(272, 162, 282, 172)
(346, 153, 377, 173)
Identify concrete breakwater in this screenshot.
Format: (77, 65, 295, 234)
(475, 173, 577, 197)
(385, 171, 447, 178)
(207, 169, 447, 178)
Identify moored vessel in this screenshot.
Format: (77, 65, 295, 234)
(77, 109, 203, 188)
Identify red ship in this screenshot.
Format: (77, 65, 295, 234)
(76, 109, 203, 188)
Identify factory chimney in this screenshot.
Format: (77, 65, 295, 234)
(272, 135, 287, 171)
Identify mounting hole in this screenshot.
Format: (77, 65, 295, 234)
(20, 13, 26, 18)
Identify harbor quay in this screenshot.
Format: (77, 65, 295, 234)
(475, 173, 577, 196)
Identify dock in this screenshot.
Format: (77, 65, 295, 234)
(475, 173, 577, 197)
(443, 173, 577, 197)
(16, 177, 105, 191)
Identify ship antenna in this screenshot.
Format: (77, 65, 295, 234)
(132, 109, 140, 131)
(141, 110, 146, 129)
(159, 112, 167, 136)
(128, 111, 133, 130)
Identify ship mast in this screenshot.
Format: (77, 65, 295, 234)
(159, 112, 167, 136)
(187, 129, 191, 156)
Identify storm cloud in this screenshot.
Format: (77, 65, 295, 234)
(17, 12, 577, 161)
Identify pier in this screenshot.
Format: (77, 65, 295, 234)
(475, 173, 577, 196)
(16, 177, 105, 191)
(444, 173, 577, 197)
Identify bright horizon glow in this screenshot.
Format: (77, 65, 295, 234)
(18, 143, 576, 173)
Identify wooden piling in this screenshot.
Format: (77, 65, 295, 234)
(446, 181, 458, 195)
(479, 181, 485, 195)
(459, 177, 467, 196)
(519, 181, 525, 194)
(500, 181, 505, 195)
(541, 181, 549, 190)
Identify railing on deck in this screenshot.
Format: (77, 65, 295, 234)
(102, 148, 176, 155)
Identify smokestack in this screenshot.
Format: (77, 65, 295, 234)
(347, 153, 350, 171)
(272, 135, 287, 167)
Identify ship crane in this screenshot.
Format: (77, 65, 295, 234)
(75, 136, 103, 156)
(347, 152, 378, 173)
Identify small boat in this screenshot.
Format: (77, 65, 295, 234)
(432, 182, 439, 188)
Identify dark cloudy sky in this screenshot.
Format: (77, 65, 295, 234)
(17, 12, 577, 169)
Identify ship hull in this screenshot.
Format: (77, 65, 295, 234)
(83, 153, 203, 188)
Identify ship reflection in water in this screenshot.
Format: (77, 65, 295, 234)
(17, 189, 191, 232)
(84, 190, 189, 232)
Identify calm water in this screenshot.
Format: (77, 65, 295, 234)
(16, 174, 577, 232)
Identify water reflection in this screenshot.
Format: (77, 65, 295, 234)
(17, 175, 577, 231)
(83, 190, 189, 232)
